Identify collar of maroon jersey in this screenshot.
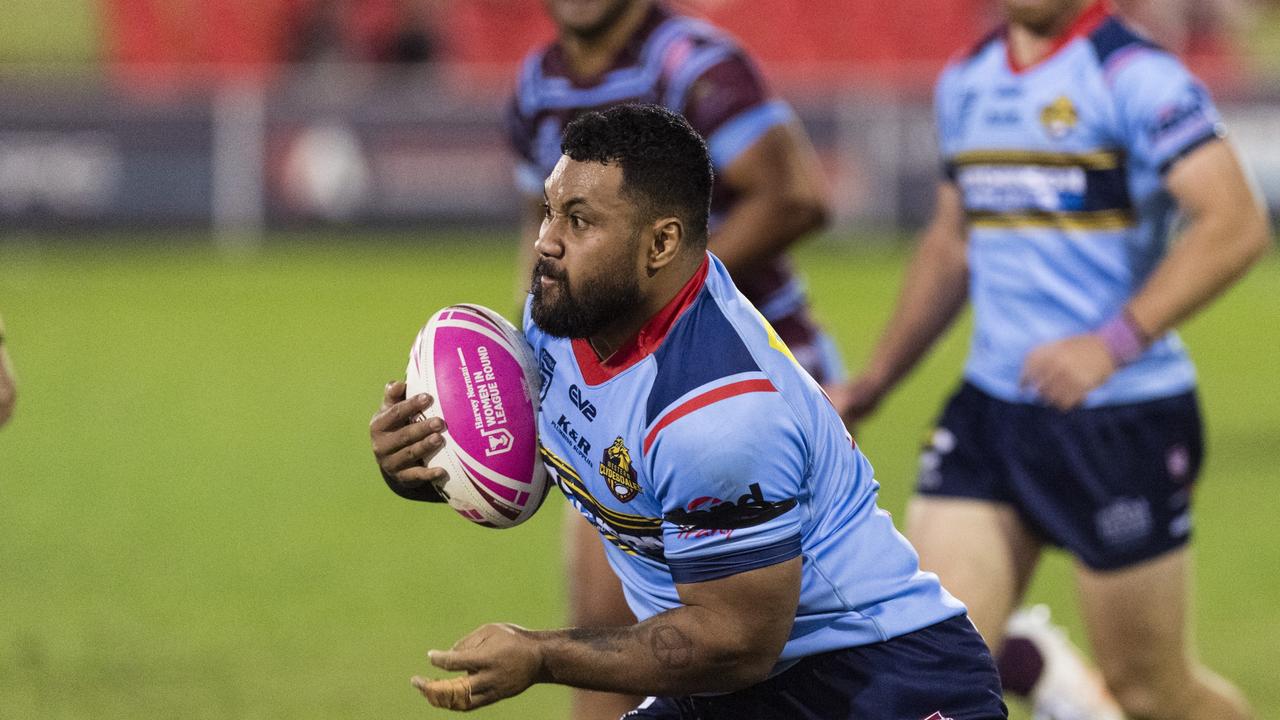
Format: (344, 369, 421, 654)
(572, 254, 710, 385)
(1004, 0, 1110, 74)
(545, 3, 672, 88)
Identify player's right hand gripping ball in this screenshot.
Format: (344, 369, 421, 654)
(406, 304, 549, 528)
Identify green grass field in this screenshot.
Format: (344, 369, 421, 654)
(0, 234, 1276, 719)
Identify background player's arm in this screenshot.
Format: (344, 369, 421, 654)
(414, 556, 801, 710)
(1021, 140, 1270, 410)
(0, 313, 15, 428)
(709, 119, 830, 276)
(830, 181, 969, 425)
(1126, 140, 1270, 336)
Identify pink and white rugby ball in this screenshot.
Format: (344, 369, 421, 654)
(405, 304, 549, 529)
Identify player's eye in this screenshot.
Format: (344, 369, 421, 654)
(570, 215, 587, 230)
(542, 203, 552, 220)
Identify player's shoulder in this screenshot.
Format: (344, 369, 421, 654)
(1085, 15, 1161, 67)
(941, 26, 1004, 78)
(642, 258, 803, 456)
(644, 280, 772, 430)
(936, 26, 1004, 99)
(513, 38, 561, 95)
(511, 41, 555, 122)
(1083, 15, 1186, 87)
(659, 10, 739, 50)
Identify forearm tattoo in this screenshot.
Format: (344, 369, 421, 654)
(648, 624, 694, 669)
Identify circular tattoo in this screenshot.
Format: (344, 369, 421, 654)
(649, 625, 694, 669)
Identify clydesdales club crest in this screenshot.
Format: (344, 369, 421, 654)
(599, 436, 640, 503)
(922, 713, 954, 720)
(1040, 94, 1079, 140)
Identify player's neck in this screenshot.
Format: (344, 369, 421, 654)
(558, 0, 653, 80)
(585, 253, 702, 362)
(1007, 0, 1092, 68)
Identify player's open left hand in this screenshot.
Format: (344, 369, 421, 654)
(1020, 334, 1117, 411)
(369, 380, 448, 488)
(412, 623, 546, 711)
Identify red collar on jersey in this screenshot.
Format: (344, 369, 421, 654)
(1005, 0, 1110, 74)
(572, 254, 710, 385)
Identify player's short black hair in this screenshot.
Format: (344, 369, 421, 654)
(561, 104, 712, 248)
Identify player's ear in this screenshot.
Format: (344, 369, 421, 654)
(647, 216, 684, 272)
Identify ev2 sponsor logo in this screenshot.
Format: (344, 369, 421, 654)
(569, 383, 596, 421)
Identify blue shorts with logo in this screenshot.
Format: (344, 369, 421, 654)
(623, 614, 1006, 720)
(918, 383, 1203, 571)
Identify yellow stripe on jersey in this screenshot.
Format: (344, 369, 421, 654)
(951, 149, 1125, 171)
(539, 443, 662, 533)
(967, 209, 1136, 231)
(747, 305, 798, 367)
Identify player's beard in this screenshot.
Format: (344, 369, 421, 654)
(1003, 0, 1086, 36)
(530, 255, 643, 340)
(549, 0, 639, 41)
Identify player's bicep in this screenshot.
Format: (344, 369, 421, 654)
(1164, 138, 1270, 269)
(928, 181, 967, 240)
(918, 181, 969, 267)
(674, 555, 801, 663)
(1165, 139, 1255, 220)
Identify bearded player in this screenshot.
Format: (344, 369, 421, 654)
(505, 2, 839, 716)
(829, 1, 1268, 718)
(374, 103, 1006, 720)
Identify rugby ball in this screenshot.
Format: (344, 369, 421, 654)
(405, 304, 549, 529)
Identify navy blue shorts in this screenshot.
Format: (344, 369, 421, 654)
(623, 615, 1006, 720)
(918, 383, 1203, 570)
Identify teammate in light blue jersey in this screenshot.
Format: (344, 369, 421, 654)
(832, 1, 1268, 719)
(374, 105, 1006, 718)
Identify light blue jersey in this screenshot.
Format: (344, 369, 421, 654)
(936, 4, 1224, 406)
(525, 255, 963, 673)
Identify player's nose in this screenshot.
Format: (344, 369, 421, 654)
(534, 217, 566, 258)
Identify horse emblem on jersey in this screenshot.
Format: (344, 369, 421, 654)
(600, 436, 640, 503)
(1040, 95, 1078, 140)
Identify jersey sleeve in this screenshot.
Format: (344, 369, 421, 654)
(672, 47, 796, 172)
(505, 92, 546, 197)
(645, 385, 806, 585)
(1110, 50, 1224, 176)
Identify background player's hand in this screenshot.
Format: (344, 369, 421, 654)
(1021, 335, 1117, 411)
(412, 623, 545, 711)
(824, 371, 890, 430)
(369, 380, 448, 488)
